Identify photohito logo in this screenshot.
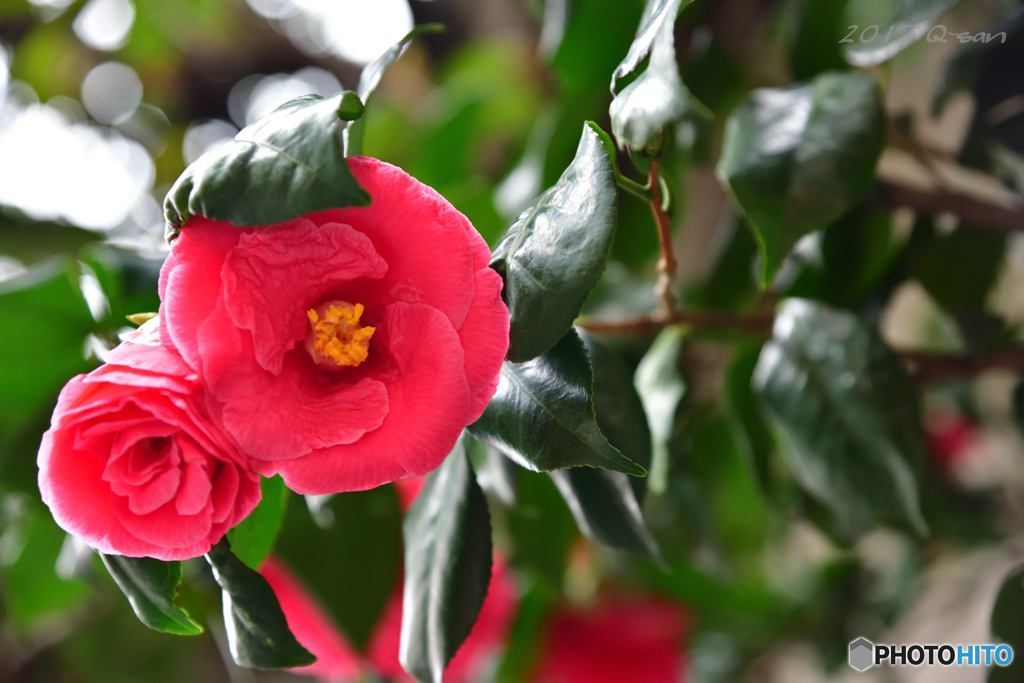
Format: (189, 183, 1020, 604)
(848, 637, 1014, 672)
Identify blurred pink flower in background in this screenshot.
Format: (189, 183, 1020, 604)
(532, 596, 690, 683)
(263, 476, 518, 681)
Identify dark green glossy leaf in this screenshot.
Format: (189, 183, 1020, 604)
(583, 330, 654, 501)
(491, 125, 617, 362)
(468, 329, 644, 476)
(275, 487, 401, 649)
(550, 467, 660, 559)
(634, 326, 686, 494)
(718, 71, 885, 285)
(227, 476, 288, 570)
(204, 542, 315, 669)
(989, 566, 1024, 682)
(101, 555, 203, 636)
(582, 331, 653, 473)
(400, 442, 492, 683)
(753, 299, 927, 536)
(165, 93, 370, 238)
(345, 23, 445, 156)
(842, 0, 958, 67)
(609, 0, 707, 151)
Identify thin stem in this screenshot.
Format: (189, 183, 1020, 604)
(877, 181, 1024, 233)
(887, 120, 951, 191)
(903, 349, 1024, 383)
(616, 175, 652, 202)
(579, 310, 1024, 383)
(648, 160, 678, 316)
(577, 309, 774, 336)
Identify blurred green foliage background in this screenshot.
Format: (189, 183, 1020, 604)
(3, 0, 1024, 681)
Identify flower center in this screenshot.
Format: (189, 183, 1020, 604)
(305, 300, 375, 369)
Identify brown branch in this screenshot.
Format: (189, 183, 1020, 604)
(648, 160, 678, 316)
(577, 310, 774, 336)
(877, 181, 1024, 233)
(902, 349, 1024, 383)
(579, 311, 1024, 383)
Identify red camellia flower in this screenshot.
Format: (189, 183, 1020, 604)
(263, 556, 517, 683)
(263, 478, 517, 681)
(38, 322, 262, 560)
(260, 557, 363, 680)
(926, 412, 978, 472)
(159, 157, 509, 493)
(532, 597, 689, 683)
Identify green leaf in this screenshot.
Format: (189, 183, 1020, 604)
(911, 226, 1005, 315)
(634, 326, 686, 495)
(503, 470, 578, 589)
(753, 299, 927, 536)
(400, 442, 492, 683)
(101, 555, 203, 636)
(582, 330, 654, 501)
(227, 476, 288, 570)
(0, 261, 96, 453)
(491, 125, 617, 361)
(165, 93, 370, 239)
(204, 542, 315, 669)
(335, 91, 365, 121)
(582, 331, 653, 474)
(842, 0, 959, 67)
(274, 487, 401, 649)
(345, 23, 445, 157)
(717, 71, 886, 286)
(550, 468, 660, 559)
(788, 0, 849, 79)
(550, 0, 644, 92)
(989, 566, 1024, 682)
(468, 329, 644, 476)
(609, 0, 708, 151)
(724, 343, 778, 498)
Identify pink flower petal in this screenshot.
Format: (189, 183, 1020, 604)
(458, 268, 509, 420)
(176, 459, 212, 516)
(223, 220, 387, 374)
(220, 358, 389, 461)
(126, 467, 181, 515)
(161, 218, 240, 373)
(307, 157, 477, 330)
(270, 302, 471, 493)
(115, 496, 212, 550)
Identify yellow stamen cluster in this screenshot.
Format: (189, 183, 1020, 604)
(305, 301, 375, 369)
